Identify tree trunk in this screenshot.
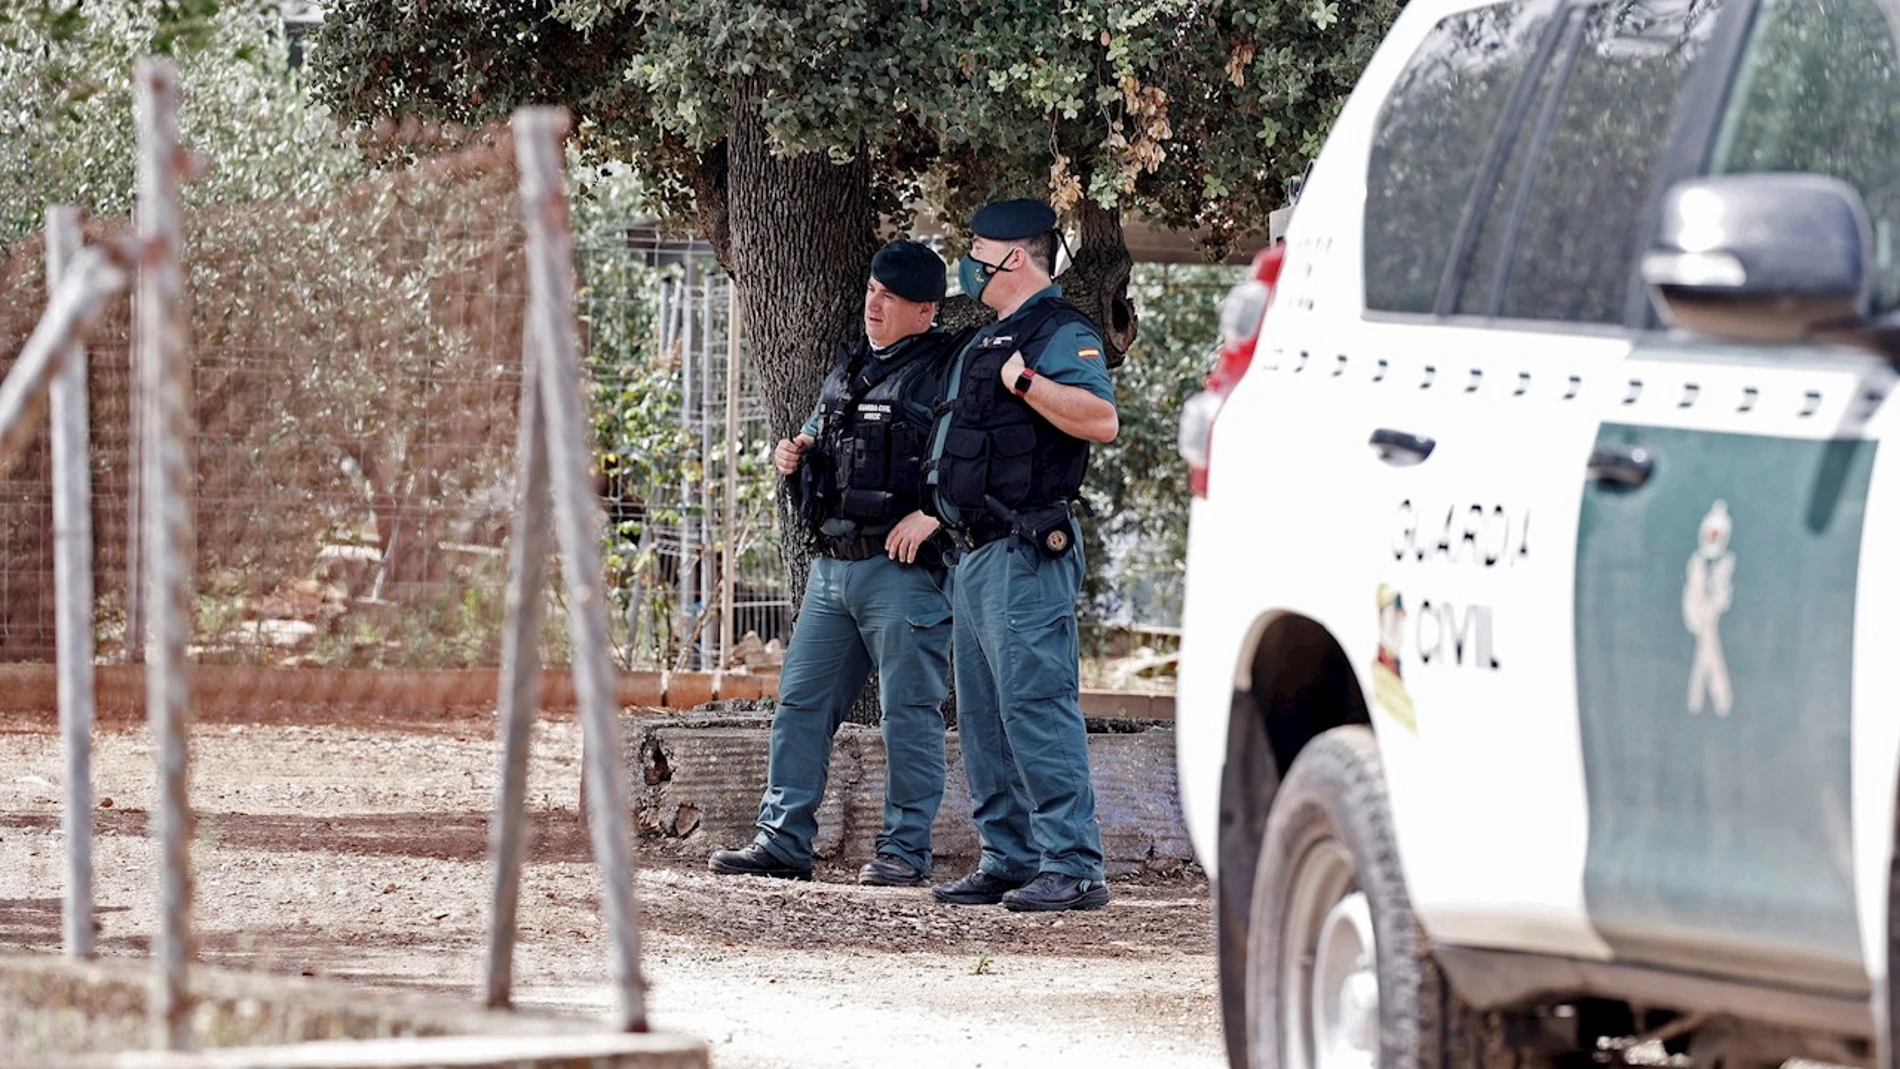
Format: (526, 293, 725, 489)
(725, 86, 883, 721)
(1059, 200, 1139, 368)
(687, 141, 732, 274)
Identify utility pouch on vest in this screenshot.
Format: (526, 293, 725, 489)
(795, 449, 838, 535)
(987, 495, 1074, 560)
(840, 488, 894, 522)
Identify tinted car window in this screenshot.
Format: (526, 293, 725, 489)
(1710, 0, 1900, 310)
(1492, 0, 1726, 324)
(1455, 39, 1569, 315)
(1364, 0, 1558, 314)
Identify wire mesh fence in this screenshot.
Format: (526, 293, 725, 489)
(5, 88, 657, 1045)
(0, 132, 789, 675)
(577, 229, 788, 675)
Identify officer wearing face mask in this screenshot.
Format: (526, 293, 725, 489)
(709, 239, 964, 888)
(924, 199, 1119, 913)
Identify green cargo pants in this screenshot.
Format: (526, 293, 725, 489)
(752, 554, 953, 870)
(951, 532, 1104, 882)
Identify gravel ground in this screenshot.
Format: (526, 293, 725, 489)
(0, 708, 1223, 1068)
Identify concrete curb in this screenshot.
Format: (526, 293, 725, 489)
(619, 714, 1193, 876)
(1, 954, 707, 1069)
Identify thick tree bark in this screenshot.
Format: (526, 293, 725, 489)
(725, 86, 884, 720)
(687, 142, 733, 273)
(727, 89, 874, 476)
(1060, 200, 1139, 368)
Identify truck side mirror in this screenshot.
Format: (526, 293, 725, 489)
(1642, 173, 1874, 344)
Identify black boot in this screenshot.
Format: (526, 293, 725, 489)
(858, 852, 929, 887)
(930, 869, 1031, 906)
(1001, 872, 1110, 912)
(708, 843, 812, 881)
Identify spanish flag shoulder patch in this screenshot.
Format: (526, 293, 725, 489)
(1077, 346, 1102, 360)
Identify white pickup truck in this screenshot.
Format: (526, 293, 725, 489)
(1173, 0, 1900, 1066)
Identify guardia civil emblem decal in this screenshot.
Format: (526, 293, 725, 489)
(1682, 499, 1735, 716)
(1372, 583, 1417, 733)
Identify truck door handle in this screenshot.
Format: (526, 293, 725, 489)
(1588, 444, 1655, 487)
(1370, 427, 1435, 464)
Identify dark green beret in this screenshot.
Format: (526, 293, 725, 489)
(970, 198, 1058, 241)
(870, 239, 947, 303)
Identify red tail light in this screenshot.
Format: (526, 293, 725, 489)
(1179, 243, 1284, 498)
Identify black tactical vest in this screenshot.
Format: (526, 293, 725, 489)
(803, 330, 958, 554)
(932, 298, 1095, 522)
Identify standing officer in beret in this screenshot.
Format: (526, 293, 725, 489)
(925, 199, 1119, 912)
(709, 239, 964, 887)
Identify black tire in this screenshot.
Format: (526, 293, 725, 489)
(1216, 701, 1282, 1069)
(1217, 866, 1253, 1069)
(1244, 725, 1557, 1069)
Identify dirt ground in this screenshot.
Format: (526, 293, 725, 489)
(0, 703, 1223, 1068)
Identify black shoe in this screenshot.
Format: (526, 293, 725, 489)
(708, 843, 811, 881)
(931, 869, 1031, 906)
(859, 852, 929, 887)
(1001, 872, 1111, 912)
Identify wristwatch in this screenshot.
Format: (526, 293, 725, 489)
(1013, 366, 1037, 397)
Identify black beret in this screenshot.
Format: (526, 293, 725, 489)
(969, 198, 1058, 241)
(870, 240, 947, 303)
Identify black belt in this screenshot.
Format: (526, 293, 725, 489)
(822, 532, 952, 572)
(821, 534, 887, 561)
(949, 517, 1011, 552)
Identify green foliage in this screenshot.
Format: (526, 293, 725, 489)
(572, 162, 692, 531)
(923, 0, 1400, 254)
(571, 172, 695, 660)
(570, 160, 782, 666)
(0, 1, 360, 246)
(1080, 262, 1243, 627)
(308, 0, 1406, 644)
(314, 0, 1401, 258)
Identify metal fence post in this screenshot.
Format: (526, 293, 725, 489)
(47, 205, 97, 960)
(512, 106, 648, 1033)
(136, 58, 196, 1052)
(719, 279, 740, 670)
(483, 298, 553, 1010)
(0, 246, 125, 479)
(125, 295, 144, 666)
(678, 260, 697, 667)
(697, 274, 714, 668)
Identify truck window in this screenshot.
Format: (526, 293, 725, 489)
(1453, 31, 1571, 316)
(1709, 0, 1900, 310)
(1364, 0, 1558, 315)
(1489, 0, 1728, 324)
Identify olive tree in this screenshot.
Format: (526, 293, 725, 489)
(0, 2, 359, 246)
(310, 0, 1399, 607)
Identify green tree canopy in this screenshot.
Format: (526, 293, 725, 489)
(313, 0, 1395, 296)
(0, 2, 360, 246)
(310, 0, 1394, 489)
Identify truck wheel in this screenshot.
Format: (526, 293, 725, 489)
(1217, 697, 1281, 1068)
(1245, 725, 1556, 1069)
